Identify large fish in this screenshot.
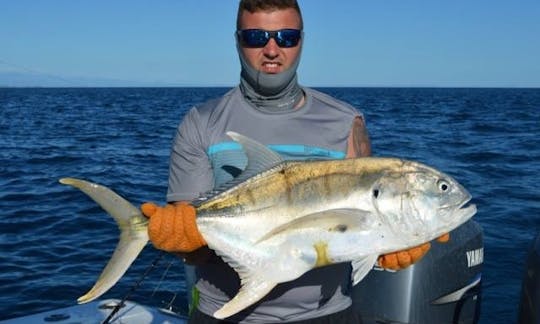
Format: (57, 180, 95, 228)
(60, 132, 476, 319)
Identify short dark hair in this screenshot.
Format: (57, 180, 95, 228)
(236, 0, 303, 30)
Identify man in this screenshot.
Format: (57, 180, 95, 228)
(142, 1, 439, 322)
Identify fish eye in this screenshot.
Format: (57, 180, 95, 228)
(437, 180, 450, 192)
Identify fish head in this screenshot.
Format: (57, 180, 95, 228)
(372, 161, 476, 242)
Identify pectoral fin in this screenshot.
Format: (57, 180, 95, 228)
(256, 208, 374, 244)
(351, 254, 378, 285)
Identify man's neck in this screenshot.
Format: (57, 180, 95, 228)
(239, 73, 304, 113)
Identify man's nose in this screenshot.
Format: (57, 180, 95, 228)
(262, 38, 279, 57)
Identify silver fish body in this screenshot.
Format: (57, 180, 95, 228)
(61, 132, 476, 319)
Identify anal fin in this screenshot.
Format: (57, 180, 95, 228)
(213, 279, 277, 319)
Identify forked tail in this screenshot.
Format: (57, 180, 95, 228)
(59, 178, 149, 303)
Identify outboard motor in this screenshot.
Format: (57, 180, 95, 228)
(353, 220, 483, 324)
(517, 231, 540, 323)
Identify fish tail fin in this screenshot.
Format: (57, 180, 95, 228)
(59, 178, 149, 304)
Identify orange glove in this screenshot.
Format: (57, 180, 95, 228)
(141, 202, 206, 253)
(378, 233, 450, 270)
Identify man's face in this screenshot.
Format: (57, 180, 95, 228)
(238, 8, 302, 74)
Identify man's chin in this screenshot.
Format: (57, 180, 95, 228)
(261, 70, 281, 75)
(260, 66, 282, 74)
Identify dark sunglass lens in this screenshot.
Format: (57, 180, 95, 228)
(276, 29, 301, 48)
(240, 30, 269, 47)
(238, 29, 301, 48)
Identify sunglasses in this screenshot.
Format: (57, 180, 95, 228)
(236, 29, 302, 48)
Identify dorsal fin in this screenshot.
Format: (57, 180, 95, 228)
(226, 131, 284, 183)
(193, 132, 284, 206)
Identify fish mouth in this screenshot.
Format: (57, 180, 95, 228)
(438, 196, 477, 224)
(443, 196, 477, 227)
(439, 193, 471, 211)
(454, 203, 477, 221)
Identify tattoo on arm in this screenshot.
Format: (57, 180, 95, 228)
(347, 116, 372, 158)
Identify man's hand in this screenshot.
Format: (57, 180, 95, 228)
(141, 202, 206, 253)
(378, 233, 450, 270)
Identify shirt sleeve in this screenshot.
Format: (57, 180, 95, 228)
(166, 107, 214, 202)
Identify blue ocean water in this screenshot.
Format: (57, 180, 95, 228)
(0, 87, 538, 323)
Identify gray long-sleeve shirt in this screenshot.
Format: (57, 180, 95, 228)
(167, 86, 364, 323)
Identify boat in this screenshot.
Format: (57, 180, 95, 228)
(517, 230, 540, 323)
(354, 219, 483, 323)
(0, 299, 188, 324)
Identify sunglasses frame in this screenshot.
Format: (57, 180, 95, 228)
(236, 29, 302, 48)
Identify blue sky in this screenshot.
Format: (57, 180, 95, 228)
(1, 0, 539, 87)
